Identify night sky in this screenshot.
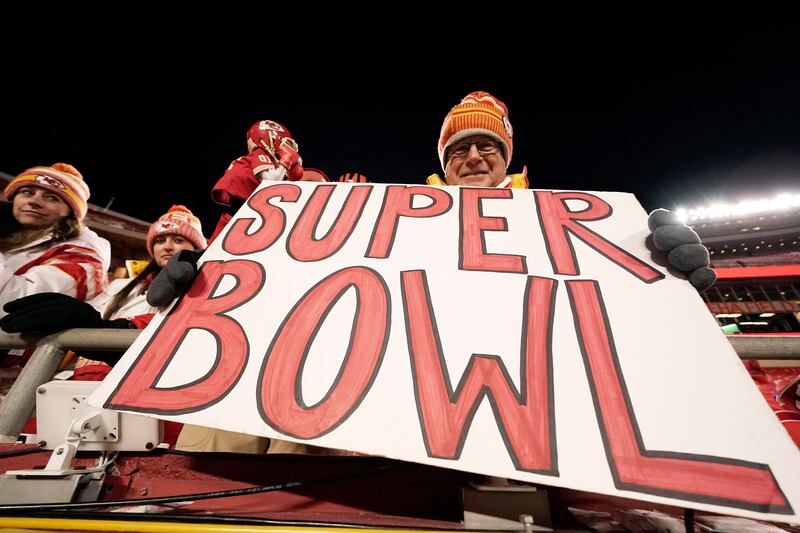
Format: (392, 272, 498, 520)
(3, 16, 798, 229)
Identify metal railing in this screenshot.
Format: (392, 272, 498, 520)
(0, 330, 139, 442)
(727, 335, 800, 360)
(0, 331, 798, 442)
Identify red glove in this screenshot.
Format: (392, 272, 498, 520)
(275, 138, 304, 181)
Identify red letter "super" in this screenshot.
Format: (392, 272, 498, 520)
(459, 188, 526, 274)
(287, 184, 372, 261)
(222, 184, 301, 255)
(536, 191, 663, 282)
(366, 186, 452, 259)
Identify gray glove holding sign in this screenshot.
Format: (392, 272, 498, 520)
(648, 208, 716, 290)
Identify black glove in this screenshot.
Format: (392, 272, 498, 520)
(648, 209, 716, 290)
(0, 293, 132, 335)
(146, 249, 203, 307)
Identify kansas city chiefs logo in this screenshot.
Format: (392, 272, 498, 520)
(35, 175, 66, 190)
(258, 120, 284, 133)
(502, 116, 513, 138)
(155, 221, 179, 232)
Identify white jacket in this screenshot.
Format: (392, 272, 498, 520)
(0, 227, 111, 318)
(89, 277, 157, 320)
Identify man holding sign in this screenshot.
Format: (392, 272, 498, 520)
(147, 91, 713, 305)
(426, 90, 529, 189)
(427, 90, 715, 290)
(133, 90, 718, 460)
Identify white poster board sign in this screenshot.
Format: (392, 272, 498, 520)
(91, 182, 800, 523)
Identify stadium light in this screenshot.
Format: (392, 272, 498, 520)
(675, 193, 800, 222)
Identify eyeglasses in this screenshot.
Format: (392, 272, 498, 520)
(448, 139, 501, 160)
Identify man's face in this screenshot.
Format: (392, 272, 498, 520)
(444, 135, 507, 187)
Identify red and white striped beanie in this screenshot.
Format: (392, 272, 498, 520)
(4, 162, 90, 221)
(146, 205, 207, 256)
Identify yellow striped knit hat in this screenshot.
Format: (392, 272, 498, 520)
(438, 91, 513, 171)
(4, 163, 90, 221)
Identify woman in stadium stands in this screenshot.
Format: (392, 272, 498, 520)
(0, 163, 110, 315)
